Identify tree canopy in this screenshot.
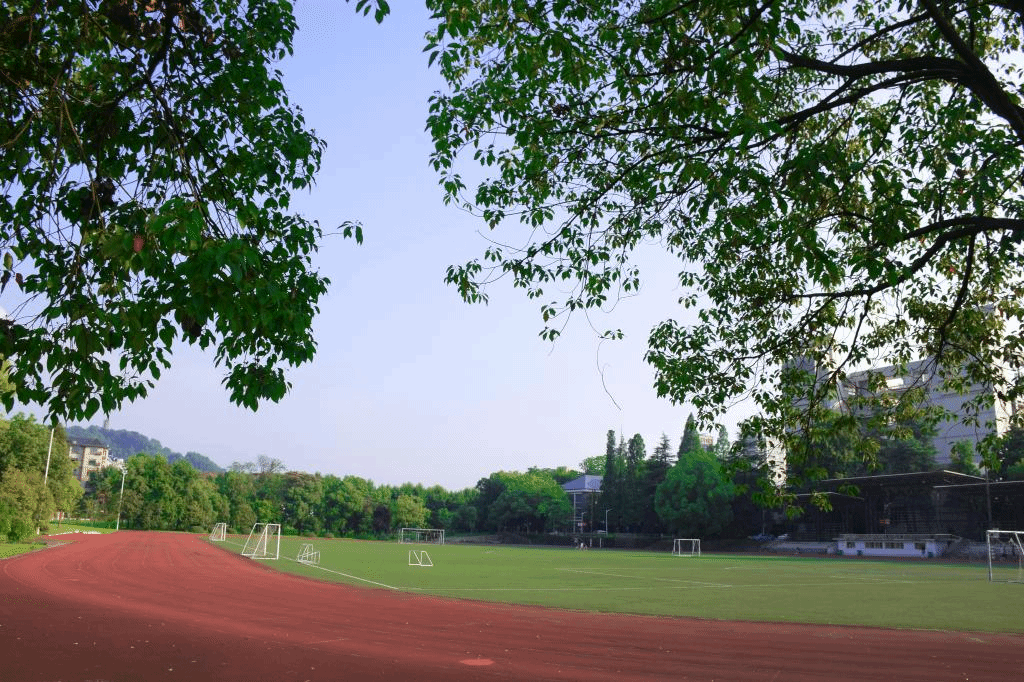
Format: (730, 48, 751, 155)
(0, 0, 388, 421)
(655, 444, 734, 538)
(425, 0, 1024, 495)
(0, 414, 78, 540)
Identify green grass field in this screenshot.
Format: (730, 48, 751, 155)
(213, 534, 1023, 634)
(0, 543, 43, 559)
(45, 523, 118, 535)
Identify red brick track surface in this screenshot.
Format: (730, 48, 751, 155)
(2, 532, 1022, 681)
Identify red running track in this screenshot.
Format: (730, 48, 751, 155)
(1, 531, 1022, 681)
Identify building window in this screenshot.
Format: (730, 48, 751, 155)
(884, 542, 904, 549)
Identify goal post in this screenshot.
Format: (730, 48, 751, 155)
(209, 522, 227, 542)
(986, 529, 1024, 583)
(673, 538, 701, 557)
(242, 523, 281, 560)
(408, 549, 433, 567)
(399, 527, 445, 545)
(297, 543, 320, 566)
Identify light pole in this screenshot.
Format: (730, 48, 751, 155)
(115, 465, 126, 531)
(38, 427, 55, 535)
(605, 508, 612, 533)
(43, 427, 54, 485)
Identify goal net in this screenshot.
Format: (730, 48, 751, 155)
(987, 529, 1024, 583)
(399, 527, 445, 545)
(297, 543, 320, 566)
(408, 549, 433, 567)
(673, 538, 701, 557)
(209, 522, 227, 542)
(242, 523, 281, 560)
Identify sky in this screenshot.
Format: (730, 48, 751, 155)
(35, 3, 752, 491)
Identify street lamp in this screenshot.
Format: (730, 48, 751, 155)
(115, 465, 126, 531)
(605, 508, 612, 533)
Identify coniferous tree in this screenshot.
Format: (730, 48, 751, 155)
(622, 433, 646, 530)
(640, 434, 674, 533)
(678, 414, 702, 460)
(713, 424, 731, 460)
(600, 430, 621, 531)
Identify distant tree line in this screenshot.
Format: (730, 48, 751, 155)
(84, 456, 479, 537)
(70, 417, 1024, 541)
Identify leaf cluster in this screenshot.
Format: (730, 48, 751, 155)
(0, 1, 380, 420)
(426, 0, 1024, 486)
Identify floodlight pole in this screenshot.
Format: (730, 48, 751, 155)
(37, 427, 55, 536)
(605, 508, 612, 532)
(43, 427, 54, 485)
(115, 465, 126, 531)
(985, 466, 993, 530)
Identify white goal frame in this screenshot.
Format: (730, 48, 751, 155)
(408, 549, 433, 567)
(987, 529, 1024, 583)
(242, 523, 281, 560)
(209, 522, 227, 542)
(673, 538, 701, 557)
(297, 543, 320, 566)
(399, 527, 445, 545)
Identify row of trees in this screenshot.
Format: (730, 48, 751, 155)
(0, 415, 81, 541)
(75, 418, 736, 538)
(85, 456, 479, 537)
(62, 417, 1024, 541)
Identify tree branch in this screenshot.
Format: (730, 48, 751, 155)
(920, 0, 1024, 142)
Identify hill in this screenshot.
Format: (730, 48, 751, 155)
(65, 425, 224, 473)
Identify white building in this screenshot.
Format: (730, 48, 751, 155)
(838, 358, 1016, 466)
(68, 438, 114, 483)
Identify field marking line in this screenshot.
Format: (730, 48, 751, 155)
(405, 585, 664, 593)
(215, 537, 400, 591)
(284, 557, 403, 585)
(557, 567, 732, 588)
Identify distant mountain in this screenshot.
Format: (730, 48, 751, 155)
(65, 425, 224, 473)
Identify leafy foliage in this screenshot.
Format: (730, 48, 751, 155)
(578, 455, 605, 475)
(948, 440, 981, 476)
(486, 471, 572, 533)
(0, 0, 389, 421)
(425, 0, 1024, 499)
(0, 468, 48, 541)
(656, 446, 735, 538)
(995, 426, 1024, 480)
(0, 414, 78, 536)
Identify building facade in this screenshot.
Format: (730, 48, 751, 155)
(838, 358, 1016, 466)
(69, 438, 113, 483)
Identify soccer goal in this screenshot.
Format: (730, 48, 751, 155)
(297, 543, 320, 566)
(987, 530, 1024, 583)
(408, 549, 433, 567)
(209, 522, 227, 542)
(242, 523, 281, 560)
(399, 527, 445, 545)
(673, 538, 701, 557)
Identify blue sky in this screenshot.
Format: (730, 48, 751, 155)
(78, 4, 746, 490)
